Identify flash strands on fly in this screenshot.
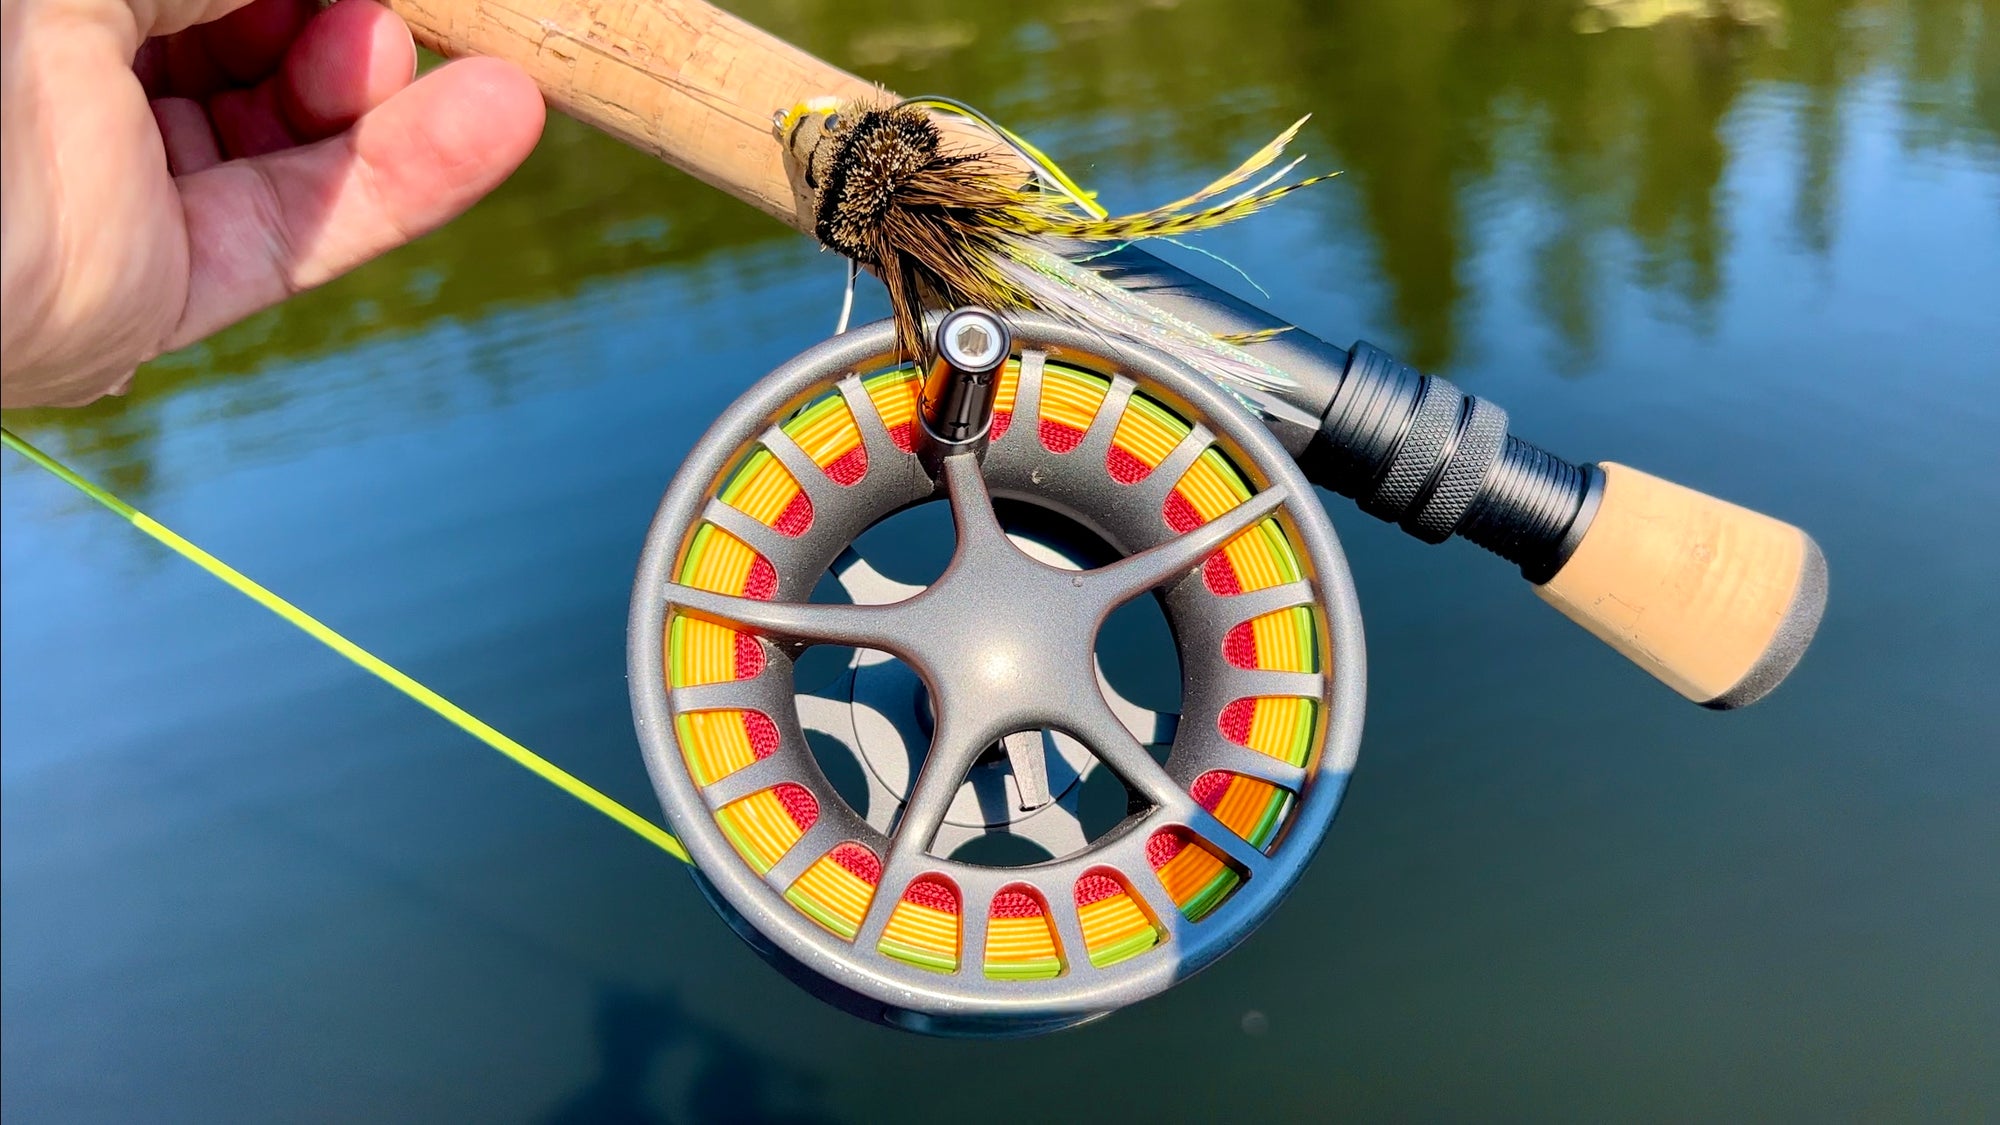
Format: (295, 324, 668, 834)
(776, 98, 1337, 399)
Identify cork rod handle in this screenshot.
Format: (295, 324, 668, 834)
(1536, 464, 1827, 708)
(385, 0, 939, 229)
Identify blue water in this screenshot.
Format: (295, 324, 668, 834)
(5, 1, 1998, 1119)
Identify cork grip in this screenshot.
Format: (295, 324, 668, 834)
(1535, 463, 1827, 708)
(383, 0, 996, 233)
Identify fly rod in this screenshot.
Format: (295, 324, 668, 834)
(385, 0, 1825, 708)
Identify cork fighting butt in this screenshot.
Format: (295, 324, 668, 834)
(1533, 463, 1827, 709)
(1299, 342, 1825, 708)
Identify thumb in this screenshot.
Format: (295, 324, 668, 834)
(168, 56, 544, 350)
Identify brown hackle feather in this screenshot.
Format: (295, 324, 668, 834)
(779, 99, 1335, 370)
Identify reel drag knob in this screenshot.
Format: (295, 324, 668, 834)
(629, 311, 1364, 1036)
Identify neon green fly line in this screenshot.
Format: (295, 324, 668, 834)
(1, 426, 691, 865)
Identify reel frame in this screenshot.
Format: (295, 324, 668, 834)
(629, 314, 1366, 1035)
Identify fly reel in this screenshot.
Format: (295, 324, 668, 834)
(629, 311, 1364, 1036)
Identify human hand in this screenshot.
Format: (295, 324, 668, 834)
(0, 0, 546, 407)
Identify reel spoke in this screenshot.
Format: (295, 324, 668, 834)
(1219, 579, 1318, 625)
(758, 426, 835, 506)
(1215, 667, 1323, 700)
(1180, 803, 1275, 879)
(865, 717, 1030, 953)
(1089, 484, 1290, 605)
(955, 893, 991, 977)
(1192, 740, 1310, 793)
(886, 714, 987, 864)
(854, 852, 915, 951)
(699, 753, 791, 808)
(1125, 848, 1197, 941)
(669, 679, 759, 713)
(765, 817, 845, 889)
(1072, 376, 1138, 465)
(1064, 697, 1188, 812)
(1003, 349, 1048, 447)
(699, 499, 794, 571)
(836, 374, 899, 465)
(939, 452, 1006, 554)
(1131, 424, 1216, 512)
(665, 583, 911, 650)
(1045, 881, 1096, 974)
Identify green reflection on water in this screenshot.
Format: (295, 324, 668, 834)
(7, 0, 1996, 492)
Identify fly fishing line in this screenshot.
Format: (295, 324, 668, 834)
(0, 426, 690, 864)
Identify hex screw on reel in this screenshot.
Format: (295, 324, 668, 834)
(629, 311, 1364, 1036)
(919, 306, 1011, 454)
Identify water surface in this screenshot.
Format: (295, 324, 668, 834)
(5, 0, 1998, 1119)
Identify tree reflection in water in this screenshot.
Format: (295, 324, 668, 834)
(6, 0, 1994, 497)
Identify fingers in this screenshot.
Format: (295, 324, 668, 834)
(208, 0, 416, 153)
(207, 82, 299, 160)
(197, 0, 315, 84)
(144, 0, 315, 99)
(152, 97, 223, 175)
(169, 58, 546, 349)
(151, 0, 418, 160)
(278, 0, 418, 138)
(157, 24, 231, 99)
(133, 38, 171, 96)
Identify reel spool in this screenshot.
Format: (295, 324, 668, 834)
(629, 312, 1364, 1036)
